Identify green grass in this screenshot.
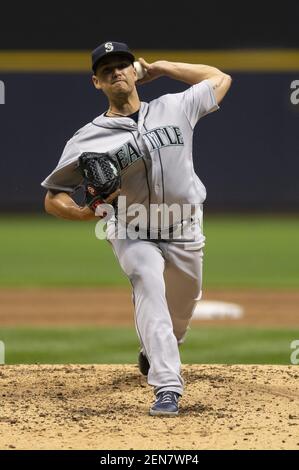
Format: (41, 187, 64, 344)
(0, 215, 127, 287)
(203, 215, 299, 288)
(0, 214, 298, 287)
(1, 326, 298, 365)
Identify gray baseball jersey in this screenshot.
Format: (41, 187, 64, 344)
(41, 79, 218, 233)
(41, 79, 219, 396)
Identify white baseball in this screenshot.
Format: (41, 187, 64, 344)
(134, 61, 146, 80)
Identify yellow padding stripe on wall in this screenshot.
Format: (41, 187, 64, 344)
(0, 50, 299, 72)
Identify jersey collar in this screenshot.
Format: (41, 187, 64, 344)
(92, 101, 148, 131)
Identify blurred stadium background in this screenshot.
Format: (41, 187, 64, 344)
(0, 3, 298, 365)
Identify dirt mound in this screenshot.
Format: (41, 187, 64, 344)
(0, 364, 298, 450)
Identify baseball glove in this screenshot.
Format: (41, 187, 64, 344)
(78, 152, 121, 211)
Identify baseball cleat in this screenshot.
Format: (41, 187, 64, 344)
(149, 391, 180, 416)
(138, 351, 150, 376)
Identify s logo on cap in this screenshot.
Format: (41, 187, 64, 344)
(105, 42, 114, 53)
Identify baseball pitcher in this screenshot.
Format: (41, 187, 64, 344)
(42, 41, 232, 416)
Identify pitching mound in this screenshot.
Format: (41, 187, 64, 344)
(0, 364, 298, 450)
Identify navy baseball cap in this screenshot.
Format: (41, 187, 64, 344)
(92, 41, 135, 73)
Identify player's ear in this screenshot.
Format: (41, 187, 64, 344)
(92, 75, 102, 90)
(132, 64, 138, 83)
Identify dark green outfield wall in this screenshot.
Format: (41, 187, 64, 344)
(0, 71, 298, 212)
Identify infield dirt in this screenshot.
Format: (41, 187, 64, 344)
(0, 287, 298, 326)
(0, 364, 298, 450)
(1, 288, 298, 450)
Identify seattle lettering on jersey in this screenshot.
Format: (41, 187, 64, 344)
(113, 142, 141, 170)
(111, 126, 185, 171)
(143, 126, 184, 151)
